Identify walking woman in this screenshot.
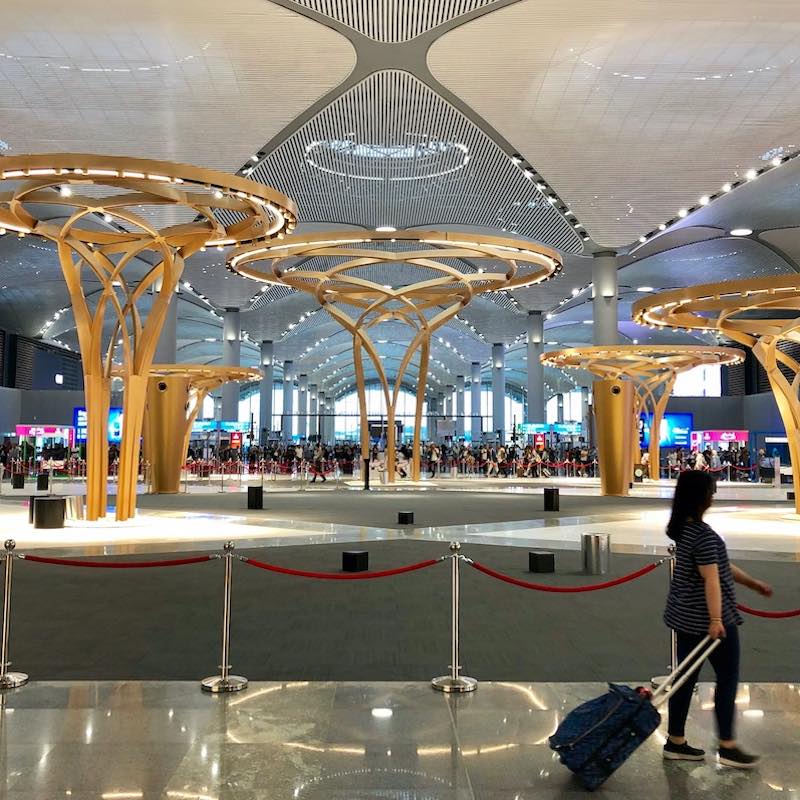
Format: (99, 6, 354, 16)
(663, 470, 772, 768)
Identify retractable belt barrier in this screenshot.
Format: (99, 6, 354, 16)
(0, 539, 796, 695)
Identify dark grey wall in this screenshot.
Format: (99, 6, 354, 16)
(0, 387, 21, 435)
(666, 393, 785, 434)
(17, 390, 85, 425)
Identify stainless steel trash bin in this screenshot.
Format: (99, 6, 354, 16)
(582, 533, 610, 575)
(65, 495, 85, 521)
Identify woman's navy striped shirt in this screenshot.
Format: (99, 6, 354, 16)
(664, 520, 741, 636)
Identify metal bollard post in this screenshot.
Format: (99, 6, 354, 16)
(432, 542, 477, 693)
(201, 542, 248, 693)
(0, 540, 28, 689)
(363, 458, 370, 491)
(651, 544, 677, 689)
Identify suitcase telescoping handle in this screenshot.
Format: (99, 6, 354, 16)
(651, 635, 721, 709)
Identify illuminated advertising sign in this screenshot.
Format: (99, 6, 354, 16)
(700, 429, 749, 444)
(16, 425, 75, 446)
(639, 412, 693, 448)
(73, 407, 123, 443)
(219, 420, 250, 433)
(192, 419, 219, 433)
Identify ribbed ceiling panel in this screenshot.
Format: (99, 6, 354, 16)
(248, 70, 583, 253)
(286, 0, 501, 42)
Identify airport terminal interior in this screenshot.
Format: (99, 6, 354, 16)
(2, 1, 800, 797)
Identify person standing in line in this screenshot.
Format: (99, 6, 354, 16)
(311, 443, 327, 483)
(663, 470, 773, 768)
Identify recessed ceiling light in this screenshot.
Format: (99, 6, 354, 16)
(658, 223, 667, 231)
(721, 183, 732, 192)
(638, 236, 647, 243)
(730, 228, 752, 236)
(677, 209, 688, 218)
(103, 213, 113, 223)
(571, 288, 580, 296)
(771, 156, 782, 166)
(59, 185, 72, 197)
(745, 169, 758, 180)
(376, 225, 396, 232)
(699, 195, 710, 205)
(637, 286, 654, 292)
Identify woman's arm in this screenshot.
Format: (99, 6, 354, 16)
(698, 563, 726, 639)
(731, 564, 773, 596)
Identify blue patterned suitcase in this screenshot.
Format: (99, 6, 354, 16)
(549, 637, 719, 790)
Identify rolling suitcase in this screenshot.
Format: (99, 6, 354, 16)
(549, 636, 720, 790)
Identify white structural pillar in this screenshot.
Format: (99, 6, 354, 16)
(455, 375, 465, 437)
(492, 343, 506, 443)
(580, 386, 590, 444)
(259, 340, 274, 445)
(298, 374, 308, 439)
(317, 391, 327, 442)
(471, 362, 482, 440)
(556, 393, 565, 424)
(282, 360, 293, 441)
(221, 308, 241, 422)
(526, 310, 545, 423)
(309, 384, 318, 440)
(154, 288, 178, 364)
(592, 252, 619, 345)
(445, 386, 454, 419)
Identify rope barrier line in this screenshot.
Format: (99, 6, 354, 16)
(241, 555, 443, 580)
(19, 554, 217, 569)
(737, 603, 800, 619)
(466, 558, 664, 593)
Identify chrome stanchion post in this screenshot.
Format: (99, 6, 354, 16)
(651, 544, 677, 689)
(0, 540, 28, 689)
(202, 541, 247, 693)
(432, 542, 477, 693)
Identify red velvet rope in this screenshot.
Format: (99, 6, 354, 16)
(22, 554, 215, 569)
(242, 555, 441, 580)
(468, 559, 661, 593)
(737, 603, 800, 619)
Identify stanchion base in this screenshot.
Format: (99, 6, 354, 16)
(431, 675, 478, 693)
(650, 674, 670, 691)
(201, 675, 248, 694)
(0, 671, 29, 690)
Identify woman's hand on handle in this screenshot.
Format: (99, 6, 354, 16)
(708, 620, 726, 639)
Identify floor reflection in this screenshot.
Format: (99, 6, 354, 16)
(2, 680, 798, 798)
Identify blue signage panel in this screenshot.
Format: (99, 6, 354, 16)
(218, 420, 250, 433)
(639, 412, 693, 448)
(192, 419, 219, 433)
(73, 406, 123, 443)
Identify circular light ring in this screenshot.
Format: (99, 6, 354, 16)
(228, 230, 561, 306)
(0, 153, 298, 247)
(541, 345, 745, 380)
(632, 276, 800, 341)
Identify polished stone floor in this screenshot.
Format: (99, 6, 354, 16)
(2, 680, 797, 799)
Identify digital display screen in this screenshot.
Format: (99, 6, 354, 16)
(639, 412, 693, 448)
(73, 407, 123, 443)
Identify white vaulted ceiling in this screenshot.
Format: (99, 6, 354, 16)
(428, 0, 800, 247)
(0, 0, 355, 171)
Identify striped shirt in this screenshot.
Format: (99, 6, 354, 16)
(664, 520, 742, 636)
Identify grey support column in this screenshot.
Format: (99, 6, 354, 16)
(298, 374, 308, 439)
(580, 386, 590, 444)
(221, 308, 241, 422)
(259, 341, 274, 445)
(281, 361, 293, 441)
(471, 362, 482, 441)
(154, 288, 178, 364)
(445, 386, 454, 419)
(592, 252, 619, 345)
(526, 310, 545, 423)
(309, 384, 318, 440)
(455, 375, 465, 437)
(556, 393, 565, 424)
(492, 343, 506, 443)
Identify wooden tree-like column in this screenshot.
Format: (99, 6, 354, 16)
(229, 231, 562, 481)
(0, 154, 296, 520)
(634, 276, 800, 512)
(542, 345, 744, 483)
(142, 365, 263, 493)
